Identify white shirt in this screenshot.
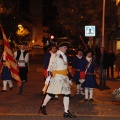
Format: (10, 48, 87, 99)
(14, 50, 29, 67)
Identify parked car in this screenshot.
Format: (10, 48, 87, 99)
(33, 44, 41, 49)
(67, 48, 77, 66)
(26, 45, 33, 52)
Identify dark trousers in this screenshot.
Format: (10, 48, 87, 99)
(18, 67, 28, 95)
(107, 65, 114, 78)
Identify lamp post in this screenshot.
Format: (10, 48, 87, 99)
(101, 0, 105, 48)
(18, 24, 22, 29)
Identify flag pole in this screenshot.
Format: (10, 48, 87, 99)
(79, 35, 88, 50)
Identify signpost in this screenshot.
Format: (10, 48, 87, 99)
(85, 26, 95, 37)
(85, 25, 96, 48)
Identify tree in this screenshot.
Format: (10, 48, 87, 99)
(0, 0, 21, 40)
(55, 0, 116, 38)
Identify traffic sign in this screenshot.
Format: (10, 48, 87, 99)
(85, 26, 95, 37)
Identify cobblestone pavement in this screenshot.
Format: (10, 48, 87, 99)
(0, 49, 120, 120)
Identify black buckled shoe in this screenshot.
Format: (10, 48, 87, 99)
(63, 110, 76, 118)
(10, 87, 13, 90)
(40, 106, 47, 115)
(1, 90, 7, 92)
(89, 98, 94, 102)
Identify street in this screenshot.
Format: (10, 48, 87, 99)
(0, 48, 120, 120)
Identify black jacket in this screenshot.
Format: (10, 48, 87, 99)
(96, 52, 109, 69)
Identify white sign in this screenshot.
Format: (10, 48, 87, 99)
(85, 26, 95, 37)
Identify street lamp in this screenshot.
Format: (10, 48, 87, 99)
(101, 0, 105, 48)
(18, 24, 22, 29)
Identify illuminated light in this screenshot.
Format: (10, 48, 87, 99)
(18, 24, 22, 29)
(51, 35, 54, 39)
(81, 16, 83, 19)
(8, 39, 11, 42)
(116, 0, 120, 6)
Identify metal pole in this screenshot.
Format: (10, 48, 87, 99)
(101, 0, 105, 47)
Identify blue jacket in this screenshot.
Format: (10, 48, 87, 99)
(82, 61, 98, 88)
(72, 56, 88, 83)
(44, 52, 51, 69)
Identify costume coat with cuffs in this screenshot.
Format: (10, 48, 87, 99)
(81, 60, 98, 88)
(46, 50, 71, 95)
(1, 52, 12, 80)
(72, 55, 88, 84)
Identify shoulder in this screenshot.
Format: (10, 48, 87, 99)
(73, 55, 77, 59)
(14, 50, 20, 55)
(45, 52, 51, 56)
(82, 57, 87, 61)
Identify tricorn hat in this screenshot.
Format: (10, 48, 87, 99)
(58, 41, 70, 48)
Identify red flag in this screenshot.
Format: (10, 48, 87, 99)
(0, 25, 22, 87)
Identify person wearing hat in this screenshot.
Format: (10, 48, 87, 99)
(1, 51, 13, 92)
(81, 51, 98, 102)
(14, 42, 29, 95)
(42, 44, 59, 99)
(40, 41, 76, 118)
(72, 49, 88, 95)
(43, 44, 57, 77)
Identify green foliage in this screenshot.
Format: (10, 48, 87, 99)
(55, 0, 116, 37)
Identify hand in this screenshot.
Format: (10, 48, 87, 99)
(69, 80, 73, 86)
(72, 68, 75, 76)
(46, 71, 52, 77)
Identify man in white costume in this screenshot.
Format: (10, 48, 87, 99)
(40, 41, 76, 118)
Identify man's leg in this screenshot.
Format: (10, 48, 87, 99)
(76, 84, 80, 94)
(107, 67, 109, 78)
(79, 79, 85, 95)
(7, 80, 13, 90)
(89, 88, 94, 102)
(111, 65, 114, 78)
(99, 65, 103, 85)
(18, 82, 23, 95)
(63, 94, 76, 118)
(1, 81, 7, 92)
(40, 93, 54, 115)
(84, 87, 89, 102)
(103, 69, 107, 86)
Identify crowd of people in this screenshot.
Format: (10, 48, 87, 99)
(41, 42, 120, 118)
(0, 40, 120, 118)
(0, 42, 29, 95)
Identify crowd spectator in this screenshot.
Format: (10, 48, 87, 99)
(107, 49, 116, 79)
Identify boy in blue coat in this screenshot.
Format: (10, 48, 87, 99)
(72, 49, 88, 95)
(82, 51, 98, 102)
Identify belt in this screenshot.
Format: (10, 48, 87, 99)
(75, 69, 81, 72)
(86, 72, 95, 76)
(19, 66, 26, 68)
(52, 69, 67, 77)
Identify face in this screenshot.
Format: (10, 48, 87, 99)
(100, 47, 104, 53)
(51, 46, 57, 53)
(59, 46, 67, 53)
(78, 51, 83, 57)
(20, 45, 26, 50)
(87, 52, 92, 58)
